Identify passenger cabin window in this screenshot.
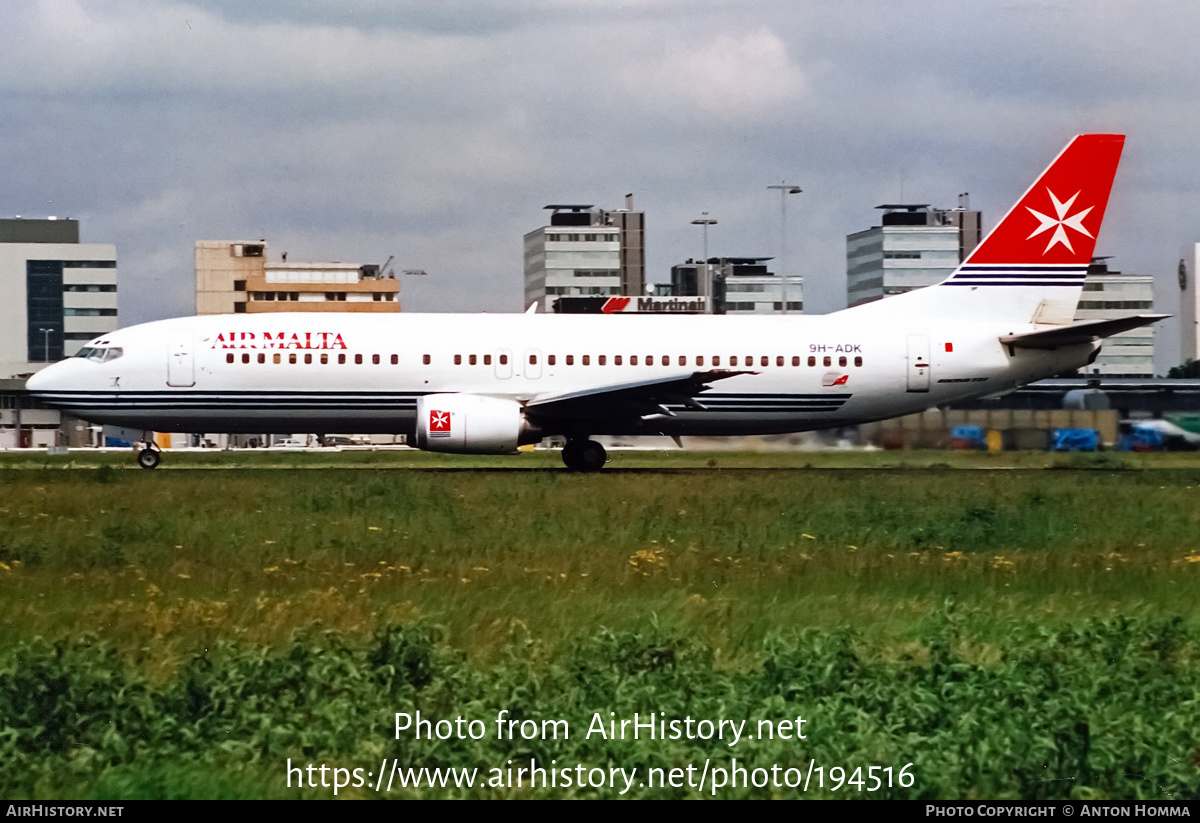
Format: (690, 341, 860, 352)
(391, 355, 398, 365)
(355, 354, 363, 365)
(372, 354, 380, 365)
(807, 356, 816, 367)
(226, 353, 234, 364)
(289, 353, 297, 364)
(499, 354, 508, 365)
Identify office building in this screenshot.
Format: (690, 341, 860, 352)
(1077, 259, 1155, 377)
(846, 199, 981, 307)
(0, 218, 118, 379)
(524, 198, 645, 311)
(0, 217, 117, 448)
(669, 257, 802, 314)
(196, 240, 400, 315)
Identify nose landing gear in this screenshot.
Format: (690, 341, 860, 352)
(561, 439, 607, 472)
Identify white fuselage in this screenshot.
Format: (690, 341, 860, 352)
(26, 311, 1095, 438)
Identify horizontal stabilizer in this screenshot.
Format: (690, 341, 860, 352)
(1000, 314, 1168, 349)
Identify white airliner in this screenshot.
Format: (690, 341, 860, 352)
(28, 134, 1164, 470)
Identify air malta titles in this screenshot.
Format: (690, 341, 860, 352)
(210, 331, 348, 350)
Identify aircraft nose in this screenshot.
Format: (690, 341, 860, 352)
(25, 360, 74, 395)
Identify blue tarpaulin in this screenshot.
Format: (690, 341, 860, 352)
(1117, 426, 1166, 452)
(950, 425, 987, 449)
(1053, 428, 1100, 451)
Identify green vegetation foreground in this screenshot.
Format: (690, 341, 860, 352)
(1, 461, 1199, 798)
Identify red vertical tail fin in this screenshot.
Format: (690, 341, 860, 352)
(846, 135, 1126, 326)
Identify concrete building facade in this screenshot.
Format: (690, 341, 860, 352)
(0, 218, 117, 448)
(1179, 244, 1200, 369)
(0, 218, 118, 380)
(1077, 259, 1155, 377)
(669, 257, 803, 314)
(196, 241, 400, 315)
(846, 202, 981, 308)
(523, 199, 645, 311)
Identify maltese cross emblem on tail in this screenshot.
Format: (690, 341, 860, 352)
(1026, 189, 1094, 254)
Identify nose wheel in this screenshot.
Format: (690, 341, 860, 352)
(136, 445, 161, 470)
(561, 439, 607, 472)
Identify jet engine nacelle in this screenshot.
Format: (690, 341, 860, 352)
(414, 393, 537, 454)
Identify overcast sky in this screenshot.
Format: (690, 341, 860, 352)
(5, 1, 1200, 368)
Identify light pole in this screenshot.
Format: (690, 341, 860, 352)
(38, 327, 52, 362)
(690, 213, 717, 301)
(767, 182, 802, 314)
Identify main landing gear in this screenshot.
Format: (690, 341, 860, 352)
(561, 439, 607, 472)
(136, 442, 161, 470)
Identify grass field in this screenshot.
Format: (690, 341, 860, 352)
(2, 451, 1199, 798)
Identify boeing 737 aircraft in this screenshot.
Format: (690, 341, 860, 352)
(27, 134, 1164, 470)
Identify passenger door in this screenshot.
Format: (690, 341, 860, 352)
(906, 334, 930, 393)
(167, 331, 195, 387)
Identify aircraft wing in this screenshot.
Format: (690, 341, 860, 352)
(1000, 315, 1169, 350)
(524, 370, 753, 421)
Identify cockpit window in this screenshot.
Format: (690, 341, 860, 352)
(75, 346, 123, 363)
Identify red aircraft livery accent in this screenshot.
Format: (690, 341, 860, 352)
(210, 331, 349, 350)
(964, 134, 1123, 266)
(429, 410, 452, 436)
